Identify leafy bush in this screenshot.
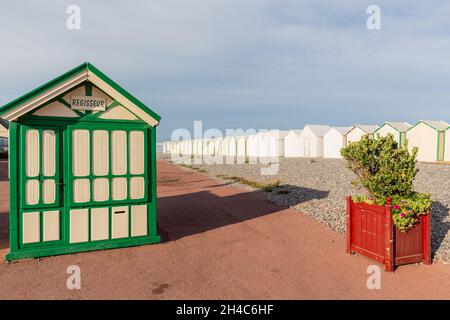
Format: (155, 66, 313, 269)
(341, 134, 431, 231)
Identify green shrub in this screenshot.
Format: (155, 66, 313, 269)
(341, 134, 431, 231)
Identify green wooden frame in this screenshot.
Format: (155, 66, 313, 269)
(4, 64, 161, 261)
(66, 123, 149, 207)
(19, 125, 61, 210)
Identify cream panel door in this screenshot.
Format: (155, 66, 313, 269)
(112, 130, 127, 175)
(43, 210, 60, 242)
(131, 205, 147, 237)
(91, 207, 109, 241)
(23, 127, 59, 208)
(22, 212, 40, 244)
(70, 209, 89, 243)
(112, 206, 129, 239)
(129, 131, 144, 174)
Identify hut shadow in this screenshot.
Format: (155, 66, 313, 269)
(157, 185, 329, 242)
(431, 201, 450, 260)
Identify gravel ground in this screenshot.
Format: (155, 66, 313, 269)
(159, 154, 450, 263)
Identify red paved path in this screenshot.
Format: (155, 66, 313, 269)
(0, 160, 449, 299)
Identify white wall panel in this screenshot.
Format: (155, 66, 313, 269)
(91, 207, 109, 241)
(112, 177, 127, 200)
(26, 179, 40, 205)
(93, 130, 109, 176)
(93, 178, 109, 202)
(22, 212, 40, 244)
(26, 129, 40, 177)
(42, 130, 56, 176)
(73, 178, 90, 203)
(43, 210, 60, 242)
(112, 130, 127, 175)
(129, 131, 144, 174)
(70, 209, 89, 243)
(42, 179, 56, 204)
(112, 206, 129, 239)
(131, 205, 147, 237)
(130, 177, 145, 200)
(72, 129, 90, 176)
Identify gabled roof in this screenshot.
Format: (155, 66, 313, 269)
(347, 125, 378, 134)
(303, 124, 331, 136)
(0, 62, 161, 126)
(376, 122, 411, 133)
(328, 126, 351, 135)
(412, 120, 449, 131)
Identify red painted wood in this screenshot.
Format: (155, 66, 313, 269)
(347, 198, 430, 272)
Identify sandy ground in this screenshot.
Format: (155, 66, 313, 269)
(0, 160, 449, 299)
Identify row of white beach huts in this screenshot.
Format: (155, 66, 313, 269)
(163, 120, 450, 163)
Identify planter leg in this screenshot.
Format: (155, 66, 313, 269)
(385, 260, 394, 272)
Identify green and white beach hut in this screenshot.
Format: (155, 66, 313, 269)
(406, 120, 449, 162)
(0, 62, 161, 260)
(373, 122, 412, 147)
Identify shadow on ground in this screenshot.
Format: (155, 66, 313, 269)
(158, 185, 329, 242)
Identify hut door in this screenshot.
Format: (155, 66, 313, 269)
(304, 137, 310, 157)
(21, 126, 61, 209)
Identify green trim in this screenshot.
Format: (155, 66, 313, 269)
(0, 62, 161, 123)
(19, 125, 61, 210)
(9, 122, 19, 253)
(66, 123, 149, 208)
(0, 63, 88, 116)
(86, 63, 161, 122)
(6, 235, 160, 261)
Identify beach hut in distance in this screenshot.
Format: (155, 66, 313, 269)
(373, 122, 412, 147)
(298, 125, 330, 157)
(323, 127, 351, 159)
(236, 135, 248, 162)
(284, 129, 302, 158)
(406, 120, 449, 162)
(346, 125, 378, 145)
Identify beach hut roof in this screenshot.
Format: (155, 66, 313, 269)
(418, 120, 449, 131)
(330, 126, 351, 135)
(348, 125, 378, 134)
(304, 124, 331, 136)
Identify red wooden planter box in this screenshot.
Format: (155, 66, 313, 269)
(346, 196, 431, 272)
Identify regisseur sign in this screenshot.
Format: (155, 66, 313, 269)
(71, 96, 106, 111)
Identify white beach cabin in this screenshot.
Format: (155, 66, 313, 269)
(373, 122, 412, 147)
(236, 135, 248, 162)
(346, 125, 378, 145)
(247, 134, 259, 160)
(284, 129, 302, 158)
(406, 120, 448, 162)
(323, 127, 351, 158)
(298, 125, 330, 157)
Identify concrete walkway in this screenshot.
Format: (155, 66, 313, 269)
(0, 160, 449, 299)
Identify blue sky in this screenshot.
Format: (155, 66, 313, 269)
(1, 1, 450, 141)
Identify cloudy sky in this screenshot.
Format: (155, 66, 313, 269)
(1, 1, 450, 141)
